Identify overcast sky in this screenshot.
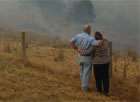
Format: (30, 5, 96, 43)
(0, 0, 139, 39)
(0, 0, 139, 33)
(0, 0, 139, 51)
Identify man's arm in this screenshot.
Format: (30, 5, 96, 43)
(69, 42, 80, 53)
(97, 40, 104, 47)
(92, 38, 104, 47)
(69, 36, 80, 53)
(80, 45, 95, 56)
(93, 37, 108, 47)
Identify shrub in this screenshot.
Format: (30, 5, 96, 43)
(4, 42, 11, 53)
(54, 48, 64, 62)
(123, 48, 138, 62)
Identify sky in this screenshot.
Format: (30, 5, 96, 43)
(0, 0, 139, 51)
(0, 0, 139, 34)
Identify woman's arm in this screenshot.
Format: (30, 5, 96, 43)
(80, 45, 95, 56)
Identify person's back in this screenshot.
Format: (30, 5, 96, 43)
(74, 32, 95, 50)
(92, 40, 110, 64)
(71, 32, 101, 64)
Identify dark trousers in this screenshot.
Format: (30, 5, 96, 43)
(93, 63, 109, 94)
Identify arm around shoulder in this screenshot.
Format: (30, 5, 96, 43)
(80, 45, 95, 56)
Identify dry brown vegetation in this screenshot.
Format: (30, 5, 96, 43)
(0, 32, 139, 102)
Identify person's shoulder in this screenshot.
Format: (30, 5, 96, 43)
(88, 35, 95, 40)
(72, 34, 80, 39)
(76, 33, 85, 38)
(103, 40, 110, 47)
(104, 40, 109, 44)
(76, 33, 82, 36)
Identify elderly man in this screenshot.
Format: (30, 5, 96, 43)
(69, 24, 103, 91)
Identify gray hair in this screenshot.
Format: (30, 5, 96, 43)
(83, 24, 91, 34)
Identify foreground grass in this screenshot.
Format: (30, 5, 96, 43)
(0, 52, 120, 102)
(0, 47, 139, 102)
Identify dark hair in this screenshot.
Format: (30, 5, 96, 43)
(94, 31, 103, 40)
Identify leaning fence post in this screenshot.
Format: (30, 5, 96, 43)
(109, 41, 112, 77)
(21, 32, 26, 57)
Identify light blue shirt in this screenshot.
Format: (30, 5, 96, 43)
(70, 32, 99, 64)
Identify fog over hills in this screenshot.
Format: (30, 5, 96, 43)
(28, 0, 96, 24)
(0, 0, 139, 51)
(19, 0, 96, 32)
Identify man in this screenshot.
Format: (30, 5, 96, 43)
(69, 24, 103, 91)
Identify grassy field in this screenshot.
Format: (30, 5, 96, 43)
(0, 43, 139, 102)
(0, 32, 139, 102)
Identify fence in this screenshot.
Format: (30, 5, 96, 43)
(0, 32, 139, 83)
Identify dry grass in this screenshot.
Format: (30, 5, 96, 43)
(111, 56, 140, 102)
(0, 35, 139, 102)
(0, 47, 120, 102)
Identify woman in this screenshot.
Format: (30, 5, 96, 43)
(80, 31, 111, 96)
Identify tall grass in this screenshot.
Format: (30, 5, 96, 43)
(53, 48, 64, 62)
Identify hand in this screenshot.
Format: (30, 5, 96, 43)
(76, 49, 80, 53)
(103, 37, 108, 41)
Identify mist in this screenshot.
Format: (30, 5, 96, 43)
(0, 0, 139, 51)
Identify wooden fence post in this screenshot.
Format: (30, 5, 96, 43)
(123, 59, 128, 79)
(123, 67, 127, 79)
(21, 32, 26, 57)
(109, 41, 112, 78)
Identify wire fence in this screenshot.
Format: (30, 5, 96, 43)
(0, 32, 139, 84)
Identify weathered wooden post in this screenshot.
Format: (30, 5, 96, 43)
(21, 32, 26, 57)
(0, 33, 1, 43)
(109, 41, 112, 77)
(123, 58, 128, 79)
(123, 66, 127, 79)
